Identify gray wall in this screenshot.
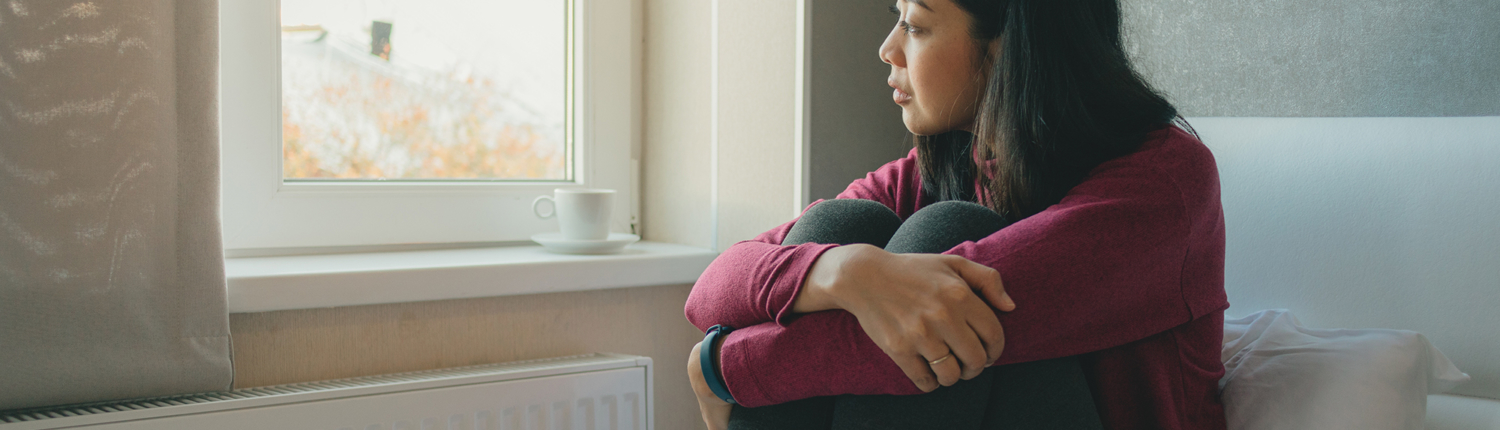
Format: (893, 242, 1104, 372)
(806, 0, 911, 204)
(1123, 0, 1500, 117)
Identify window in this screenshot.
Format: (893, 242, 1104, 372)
(220, 0, 640, 252)
(279, 0, 567, 180)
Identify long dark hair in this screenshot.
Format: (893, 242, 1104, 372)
(916, 0, 1178, 222)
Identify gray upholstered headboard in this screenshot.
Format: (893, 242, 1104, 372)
(1193, 117, 1500, 426)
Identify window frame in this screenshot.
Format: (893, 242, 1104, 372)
(219, 0, 640, 253)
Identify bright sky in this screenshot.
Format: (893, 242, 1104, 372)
(281, 0, 567, 123)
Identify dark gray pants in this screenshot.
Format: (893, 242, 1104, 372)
(728, 199, 1104, 430)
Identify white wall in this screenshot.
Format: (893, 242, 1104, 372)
(643, 0, 713, 249)
(711, 1, 805, 249)
(643, 0, 806, 251)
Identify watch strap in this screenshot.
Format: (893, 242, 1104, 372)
(700, 324, 737, 404)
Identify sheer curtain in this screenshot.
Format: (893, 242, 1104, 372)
(0, 1, 233, 409)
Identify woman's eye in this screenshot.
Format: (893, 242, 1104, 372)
(888, 4, 918, 34)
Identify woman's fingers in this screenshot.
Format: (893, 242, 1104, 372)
(892, 353, 941, 392)
(834, 253, 1017, 393)
(968, 315, 1006, 366)
(699, 401, 731, 430)
(927, 354, 963, 387)
(920, 342, 963, 387)
(950, 257, 1015, 312)
(932, 313, 990, 380)
(936, 257, 1007, 369)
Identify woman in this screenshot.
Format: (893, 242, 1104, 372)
(685, 0, 1229, 428)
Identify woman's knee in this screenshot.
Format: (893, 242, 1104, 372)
(911, 201, 1004, 224)
(782, 199, 903, 247)
(885, 201, 1008, 254)
(803, 198, 899, 220)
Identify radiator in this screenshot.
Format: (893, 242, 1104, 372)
(0, 353, 653, 430)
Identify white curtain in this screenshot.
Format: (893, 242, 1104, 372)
(0, 1, 233, 409)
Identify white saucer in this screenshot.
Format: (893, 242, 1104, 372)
(531, 233, 640, 255)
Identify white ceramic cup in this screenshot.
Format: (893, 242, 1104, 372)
(532, 189, 615, 240)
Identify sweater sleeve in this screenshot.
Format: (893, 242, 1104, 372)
(716, 159, 1203, 407)
(684, 149, 921, 331)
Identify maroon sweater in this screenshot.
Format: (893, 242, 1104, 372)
(685, 125, 1230, 430)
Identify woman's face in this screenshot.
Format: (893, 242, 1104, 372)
(880, 0, 987, 136)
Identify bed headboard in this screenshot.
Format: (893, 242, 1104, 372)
(1193, 117, 1500, 405)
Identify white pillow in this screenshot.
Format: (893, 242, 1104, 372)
(1221, 309, 1470, 430)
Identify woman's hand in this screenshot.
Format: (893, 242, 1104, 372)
(793, 244, 1016, 392)
(687, 339, 732, 430)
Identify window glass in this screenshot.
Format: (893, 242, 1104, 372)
(280, 0, 567, 180)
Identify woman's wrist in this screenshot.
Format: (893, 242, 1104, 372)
(688, 340, 727, 402)
(792, 244, 878, 314)
(687, 337, 732, 430)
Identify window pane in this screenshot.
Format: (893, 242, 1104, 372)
(280, 0, 567, 180)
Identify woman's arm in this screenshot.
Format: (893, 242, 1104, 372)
(683, 149, 923, 331)
(716, 159, 1220, 407)
(684, 234, 840, 330)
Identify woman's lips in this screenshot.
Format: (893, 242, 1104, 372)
(892, 87, 912, 104)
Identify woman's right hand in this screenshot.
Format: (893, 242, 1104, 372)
(793, 244, 1017, 392)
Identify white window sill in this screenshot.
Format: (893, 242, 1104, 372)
(226, 242, 718, 313)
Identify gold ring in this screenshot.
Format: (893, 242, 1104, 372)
(928, 353, 953, 366)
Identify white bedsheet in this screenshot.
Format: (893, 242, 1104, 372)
(1221, 310, 1470, 430)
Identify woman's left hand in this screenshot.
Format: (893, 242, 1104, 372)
(687, 339, 732, 430)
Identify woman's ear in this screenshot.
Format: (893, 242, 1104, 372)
(975, 37, 1002, 81)
(974, 37, 1002, 75)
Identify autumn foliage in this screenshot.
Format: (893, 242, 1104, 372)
(282, 63, 564, 180)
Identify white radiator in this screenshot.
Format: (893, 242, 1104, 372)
(0, 353, 652, 430)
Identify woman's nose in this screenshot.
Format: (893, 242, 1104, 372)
(879, 28, 903, 67)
